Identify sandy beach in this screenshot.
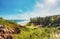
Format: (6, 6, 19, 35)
(17, 21, 29, 26)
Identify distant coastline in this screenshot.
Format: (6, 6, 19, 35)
(8, 19, 29, 25)
(17, 20, 29, 25)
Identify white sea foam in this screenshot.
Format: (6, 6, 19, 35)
(17, 20, 29, 25)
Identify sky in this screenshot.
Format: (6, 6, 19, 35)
(0, 0, 60, 20)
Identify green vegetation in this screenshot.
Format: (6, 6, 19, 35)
(0, 17, 20, 29)
(13, 27, 59, 39)
(0, 15, 60, 39)
(29, 15, 60, 27)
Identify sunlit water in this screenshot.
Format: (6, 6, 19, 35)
(16, 20, 29, 25)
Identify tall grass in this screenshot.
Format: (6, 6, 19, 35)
(13, 27, 58, 39)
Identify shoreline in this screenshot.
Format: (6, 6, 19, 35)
(17, 21, 29, 26)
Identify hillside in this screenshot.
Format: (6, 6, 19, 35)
(0, 15, 60, 39)
(0, 17, 21, 39)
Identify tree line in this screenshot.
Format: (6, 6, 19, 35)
(29, 15, 60, 27)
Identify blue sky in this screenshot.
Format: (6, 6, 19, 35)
(0, 0, 60, 20)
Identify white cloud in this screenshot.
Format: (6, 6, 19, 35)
(45, 0, 59, 5)
(35, 1, 44, 8)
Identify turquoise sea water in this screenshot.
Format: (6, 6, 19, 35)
(15, 20, 27, 22)
(9, 20, 29, 24)
(16, 20, 29, 24)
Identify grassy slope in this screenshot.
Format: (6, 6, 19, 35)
(13, 26, 59, 39)
(0, 18, 20, 29)
(0, 17, 60, 39)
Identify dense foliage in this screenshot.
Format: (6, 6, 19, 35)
(29, 15, 60, 27)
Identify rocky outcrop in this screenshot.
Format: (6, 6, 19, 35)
(0, 25, 13, 39)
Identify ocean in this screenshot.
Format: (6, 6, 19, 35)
(10, 20, 29, 25)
